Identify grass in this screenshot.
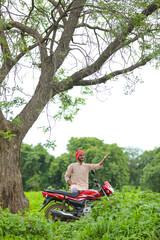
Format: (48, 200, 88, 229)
(0, 188, 159, 239)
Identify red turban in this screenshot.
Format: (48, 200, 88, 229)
(75, 150, 85, 160)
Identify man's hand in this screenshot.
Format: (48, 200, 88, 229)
(104, 153, 110, 160)
(67, 180, 72, 185)
(99, 153, 110, 166)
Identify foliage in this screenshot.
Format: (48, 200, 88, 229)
(1, 0, 160, 213)
(48, 153, 70, 190)
(140, 148, 160, 192)
(20, 138, 160, 193)
(0, 210, 53, 240)
(49, 189, 160, 240)
(124, 147, 145, 187)
(0, 130, 16, 140)
(53, 92, 86, 121)
(21, 138, 130, 191)
(125, 146, 160, 192)
(0, 189, 159, 239)
(0, 191, 53, 240)
(66, 137, 129, 190)
(25, 191, 44, 213)
(20, 144, 55, 191)
(1, 0, 160, 127)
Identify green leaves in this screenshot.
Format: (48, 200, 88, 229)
(43, 139, 56, 150)
(49, 190, 160, 240)
(0, 130, 16, 140)
(53, 92, 86, 121)
(0, 96, 26, 115)
(140, 150, 160, 192)
(0, 185, 159, 239)
(0, 206, 53, 240)
(20, 143, 55, 191)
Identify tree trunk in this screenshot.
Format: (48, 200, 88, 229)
(0, 137, 29, 213)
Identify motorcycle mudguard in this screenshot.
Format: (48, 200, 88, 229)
(38, 196, 55, 212)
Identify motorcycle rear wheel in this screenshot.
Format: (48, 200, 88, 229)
(45, 203, 68, 222)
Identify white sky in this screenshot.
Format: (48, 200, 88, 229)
(23, 65, 160, 157)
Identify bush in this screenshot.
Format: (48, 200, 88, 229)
(51, 190, 160, 240)
(0, 190, 159, 239)
(0, 207, 54, 240)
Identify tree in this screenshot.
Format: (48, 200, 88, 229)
(140, 147, 160, 192)
(0, 0, 160, 213)
(97, 143, 129, 189)
(48, 153, 71, 189)
(20, 143, 54, 191)
(67, 137, 105, 154)
(124, 147, 144, 187)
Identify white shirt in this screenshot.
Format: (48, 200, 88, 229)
(65, 161, 101, 191)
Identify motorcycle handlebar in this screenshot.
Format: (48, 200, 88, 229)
(93, 179, 98, 183)
(93, 179, 102, 189)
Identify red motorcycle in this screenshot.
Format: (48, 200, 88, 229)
(39, 170, 114, 221)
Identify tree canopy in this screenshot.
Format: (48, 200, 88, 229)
(1, 0, 160, 130)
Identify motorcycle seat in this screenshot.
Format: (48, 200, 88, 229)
(43, 189, 79, 198)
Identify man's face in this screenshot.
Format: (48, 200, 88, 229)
(78, 154, 85, 162)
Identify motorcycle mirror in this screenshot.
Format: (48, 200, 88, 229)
(91, 170, 96, 175)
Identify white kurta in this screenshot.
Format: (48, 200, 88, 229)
(65, 161, 101, 191)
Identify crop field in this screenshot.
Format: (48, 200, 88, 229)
(0, 188, 160, 240)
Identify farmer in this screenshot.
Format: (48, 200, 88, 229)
(64, 150, 110, 192)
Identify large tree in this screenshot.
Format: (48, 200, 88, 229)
(0, 0, 160, 213)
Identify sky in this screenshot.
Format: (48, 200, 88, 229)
(23, 65, 160, 157)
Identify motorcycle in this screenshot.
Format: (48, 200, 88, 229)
(39, 170, 114, 222)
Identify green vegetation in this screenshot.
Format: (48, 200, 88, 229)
(21, 137, 160, 193)
(0, 189, 159, 239)
(20, 144, 55, 191)
(1, 136, 159, 239)
(1, 0, 160, 213)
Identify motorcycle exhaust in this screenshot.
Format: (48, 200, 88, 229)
(50, 209, 79, 220)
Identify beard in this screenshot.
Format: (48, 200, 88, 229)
(78, 158, 85, 162)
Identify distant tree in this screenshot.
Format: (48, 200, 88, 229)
(48, 153, 70, 190)
(0, 0, 160, 213)
(20, 143, 54, 191)
(67, 137, 105, 154)
(124, 147, 144, 187)
(97, 143, 129, 190)
(140, 148, 160, 192)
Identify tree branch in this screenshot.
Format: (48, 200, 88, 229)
(75, 55, 153, 86)
(76, 23, 109, 32)
(0, 21, 48, 84)
(9, 21, 48, 63)
(0, 31, 15, 83)
(0, 40, 41, 84)
(49, 1, 73, 54)
(53, 0, 85, 69)
(48, 0, 68, 26)
(24, 0, 35, 24)
(69, 2, 159, 84)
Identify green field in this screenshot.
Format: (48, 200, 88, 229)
(0, 188, 160, 240)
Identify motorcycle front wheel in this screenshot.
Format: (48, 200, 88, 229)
(45, 203, 68, 222)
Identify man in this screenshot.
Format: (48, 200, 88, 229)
(64, 150, 110, 192)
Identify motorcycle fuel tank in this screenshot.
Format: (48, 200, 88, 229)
(76, 189, 102, 200)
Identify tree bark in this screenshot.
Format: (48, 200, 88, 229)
(0, 136, 29, 213)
